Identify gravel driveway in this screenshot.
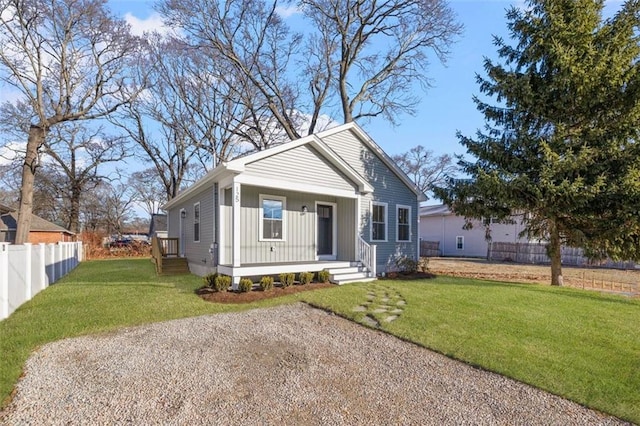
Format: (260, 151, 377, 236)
(0, 303, 627, 425)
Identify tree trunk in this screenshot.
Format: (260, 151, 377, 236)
(15, 125, 47, 244)
(548, 222, 564, 286)
(68, 185, 81, 234)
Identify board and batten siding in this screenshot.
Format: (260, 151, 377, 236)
(243, 145, 357, 192)
(220, 185, 356, 265)
(323, 129, 419, 272)
(167, 186, 216, 274)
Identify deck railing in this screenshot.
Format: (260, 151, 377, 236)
(151, 237, 180, 274)
(357, 236, 376, 278)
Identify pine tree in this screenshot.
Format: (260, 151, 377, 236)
(435, 0, 640, 285)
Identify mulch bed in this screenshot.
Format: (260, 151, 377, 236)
(197, 282, 334, 303)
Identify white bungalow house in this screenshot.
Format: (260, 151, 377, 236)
(160, 122, 425, 287)
(419, 204, 529, 258)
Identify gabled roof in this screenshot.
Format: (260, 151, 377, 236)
(315, 122, 427, 201)
(0, 210, 74, 234)
(419, 204, 452, 217)
(163, 121, 424, 209)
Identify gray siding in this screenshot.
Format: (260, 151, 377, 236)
(323, 129, 419, 272)
(166, 186, 215, 271)
(220, 185, 355, 265)
(243, 145, 357, 192)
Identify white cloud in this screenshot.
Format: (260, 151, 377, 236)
(275, 5, 301, 18)
(0, 141, 24, 166)
(124, 12, 171, 36)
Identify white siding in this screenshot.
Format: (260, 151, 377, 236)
(420, 213, 527, 258)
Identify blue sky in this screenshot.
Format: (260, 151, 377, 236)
(108, 0, 522, 159)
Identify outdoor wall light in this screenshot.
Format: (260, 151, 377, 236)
(180, 209, 186, 219)
(301, 205, 308, 213)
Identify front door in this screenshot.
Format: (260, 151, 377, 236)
(317, 203, 335, 259)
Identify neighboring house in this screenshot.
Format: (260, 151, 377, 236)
(161, 122, 425, 285)
(419, 204, 528, 258)
(148, 214, 168, 238)
(0, 204, 75, 244)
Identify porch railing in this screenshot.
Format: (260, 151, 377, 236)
(151, 237, 180, 274)
(357, 236, 376, 278)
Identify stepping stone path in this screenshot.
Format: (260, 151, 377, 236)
(351, 284, 407, 328)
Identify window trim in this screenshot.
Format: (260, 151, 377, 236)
(396, 204, 412, 243)
(193, 202, 200, 243)
(370, 201, 388, 242)
(456, 235, 464, 250)
(259, 194, 287, 242)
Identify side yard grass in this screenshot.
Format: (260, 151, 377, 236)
(2, 259, 639, 423)
(300, 278, 640, 423)
(0, 258, 301, 409)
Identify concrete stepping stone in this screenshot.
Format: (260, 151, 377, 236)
(361, 315, 379, 328)
(384, 315, 398, 322)
(391, 309, 403, 314)
(396, 300, 406, 306)
(372, 308, 387, 313)
(381, 298, 390, 303)
(352, 306, 367, 312)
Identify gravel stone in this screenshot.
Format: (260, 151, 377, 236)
(0, 303, 628, 425)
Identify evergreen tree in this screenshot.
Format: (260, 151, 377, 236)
(435, 0, 640, 285)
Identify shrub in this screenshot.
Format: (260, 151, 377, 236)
(317, 270, 330, 283)
(238, 278, 253, 293)
(299, 272, 314, 285)
(279, 273, 295, 288)
(203, 273, 217, 288)
(394, 255, 418, 274)
(213, 275, 231, 292)
(259, 276, 274, 291)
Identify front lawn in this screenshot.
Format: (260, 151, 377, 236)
(300, 278, 640, 423)
(1, 259, 638, 423)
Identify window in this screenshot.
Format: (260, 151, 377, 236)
(193, 202, 200, 242)
(456, 236, 464, 250)
(396, 205, 411, 242)
(371, 202, 387, 241)
(260, 195, 286, 241)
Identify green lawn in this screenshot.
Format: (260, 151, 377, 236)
(299, 278, 640, 423)
(1, 259, 639, 423)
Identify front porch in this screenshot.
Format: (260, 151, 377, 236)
(218, 259, 376, 285)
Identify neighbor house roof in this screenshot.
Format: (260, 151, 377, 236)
(419, 204, 452, 217)
(163, 122, 425, 210)
(0, 208, 74, 234)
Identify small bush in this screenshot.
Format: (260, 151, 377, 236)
(213, 275, 231, 292)
(203, 273, 217, 288)
(238, 278, 253, 293)
(317, 270, 330, 283)
(279, 273, 295, 288)
(299, 271, 314, 285)
(394, 255, 418, 274)
(259, 276, 274, 291)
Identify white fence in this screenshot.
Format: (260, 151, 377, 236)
(0, 242, 83, 321)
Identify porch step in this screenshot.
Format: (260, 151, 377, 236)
(159, 257, 190, 275)
(328, 263, 376, 285)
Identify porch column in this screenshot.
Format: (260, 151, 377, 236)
(232, 181, 241, 268)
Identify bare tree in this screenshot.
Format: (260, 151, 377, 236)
(393, 145, 457, 199)
(0, 0, 142, 243)
(128, 168, 166, 218)
(41, 123, 129, 233)
(301, 0, 462, 124)
(157, 0, 462, 141)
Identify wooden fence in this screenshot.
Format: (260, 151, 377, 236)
(420, 241, 441, 257)
(1, 242, 83, 321)
(488, 242, 638, 268)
